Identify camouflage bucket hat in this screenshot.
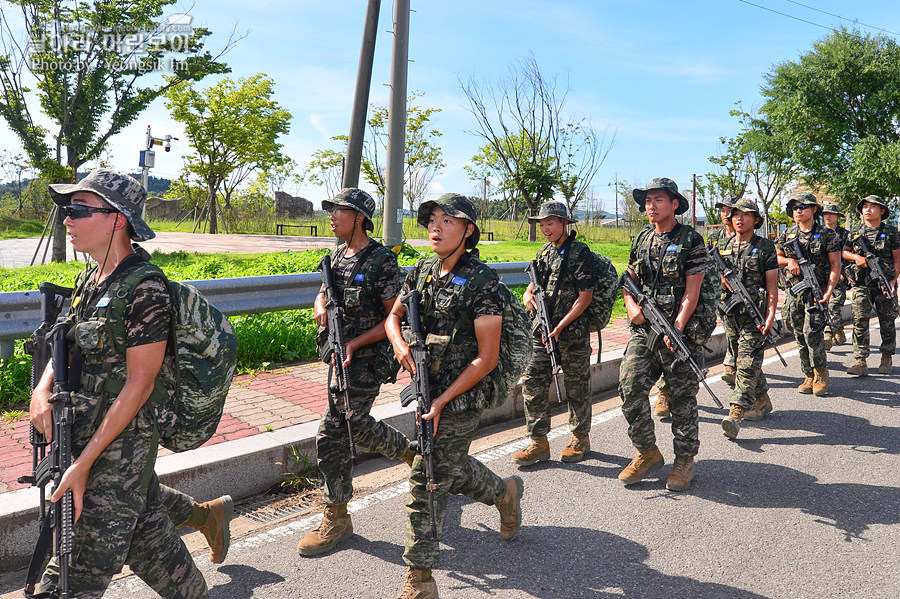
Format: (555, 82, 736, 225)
(417, 193, 480, 249)
(632, 177, 689, 215)
(785, 191, 820, 216)
(820, 201, 844, 216)
(322, 187, 376, 231)
(715, 195, 738, 210)
(527, 200, 577, 223)
(49, 168, 154, 241)
(856, 194, 889, 218)
(730, 198, 764, 229)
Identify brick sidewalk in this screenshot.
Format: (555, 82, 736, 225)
(0, 319, 637, 494)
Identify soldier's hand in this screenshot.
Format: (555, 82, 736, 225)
(854, 255, 868, 268)
(523, 289, 537, 312)
(548, 325, 562, 340)
(787, 258, 801, 276)
(342, 339, 358, 366)
(626, 303, 646, 326)
(29, 387, 53, 440)
(422, 394, 448, 434)
(51, 458, 89, 523)
(394, 341, 415, 374)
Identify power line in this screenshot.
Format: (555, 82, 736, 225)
(782, 0, 900, 37)
(738, 0, 900, 37)
(737, 0, 832, 31)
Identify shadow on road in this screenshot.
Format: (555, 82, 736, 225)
(208, 564, 285, 598)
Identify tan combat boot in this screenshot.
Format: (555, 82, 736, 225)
(399, 443, 417, 467)
(618, 446, 665, 486)
(297, 504, 353, 557)
(395, 567, 438, 599)
(560, 433, 590, 462)
(654, 388, 670, 419)
(847, 357, 868, 377)
(812, 367, 829, 396)
(824, 332, 834, 351)
(666, 456, 695, 492)
(511, 435, 550, 467)
(721, 404, 745, 440)
(721, 365, 737, 387)
(835, 329, 847, 344)
(878, 353, 893, 374)
(495, 476, 524, 540)
(798, 372, 815, 394)
(743, 392, 772, 421)
(185, 495, 233, 564)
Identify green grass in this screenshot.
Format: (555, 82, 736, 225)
(0, 214, 47, 240)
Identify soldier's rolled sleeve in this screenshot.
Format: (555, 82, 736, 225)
(125, 278, 171, 348)
(470, 277, 503, 318)
(824, 229, 841, 253)
(377, 254, 402, 301)
(683, 231, 708, 277)
(572, 251, 596, 292)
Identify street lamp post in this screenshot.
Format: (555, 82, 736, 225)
(139, 125, 178, 218)
(607, 173, 619, 229)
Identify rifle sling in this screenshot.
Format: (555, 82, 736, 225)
(24, 512, 52, 596)
(333, 241, 378, 304)
(542, 230, 576, 319)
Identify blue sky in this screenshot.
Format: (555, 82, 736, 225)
(3, 0, 900, 216)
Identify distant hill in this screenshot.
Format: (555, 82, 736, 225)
(0, 173, 171, 195)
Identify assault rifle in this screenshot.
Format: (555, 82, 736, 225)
(22, 283, 72, 598)
(619, 271, 723, 409)
(525, 261, 565, 404)
(853, 234, 900, 314)
(318, 256, 356, 459)
(398, 290, 438, 540)
(710, 249, 787, 367)
(784, 237, 838, 334)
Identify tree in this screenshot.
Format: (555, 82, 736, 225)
(760, 27, 900, 202)
(555, 122, 617, 216)
(305, 92, 445, 217)
(0, 0, 233, 260)
(166, 74, 292, 234)
(706, 133, 749, 210)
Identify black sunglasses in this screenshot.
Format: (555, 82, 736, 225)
(64, 204, 119, 220)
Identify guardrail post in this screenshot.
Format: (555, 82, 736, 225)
(0, 341, 12, 361)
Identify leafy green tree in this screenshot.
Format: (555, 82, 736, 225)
(706, 133, 748, 212)
(166, 74, 292, 234)
(0, 0, 232, 260)
(304, 148, 345, 200)
(555, 122, 617, 216)
(760, 27, 900, 201)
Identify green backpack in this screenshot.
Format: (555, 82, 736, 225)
(415, 253, 533, 410)
(566, 244, 619, 334)
(84, 261, 238, 452)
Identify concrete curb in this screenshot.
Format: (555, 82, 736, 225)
(0, 304, 851, 570)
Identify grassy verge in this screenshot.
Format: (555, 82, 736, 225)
(0, 214, 47, 240)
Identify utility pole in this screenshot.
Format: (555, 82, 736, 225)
(382, 0, 409, 250)
(343, 0, 381, 189)
(608, 173, 619, 228)
(139, 125, 178, 218)
(692, 173, 697, 229)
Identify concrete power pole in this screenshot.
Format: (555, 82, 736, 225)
(382, 0, 409, 249)
(342, 0, 381, 189)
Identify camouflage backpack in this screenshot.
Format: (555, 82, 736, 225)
(566, 243, 619, 334)
(415, 253, 533, 410)
(86, 261, 237, 452)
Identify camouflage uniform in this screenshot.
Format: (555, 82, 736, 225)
(522, 238, 595, 437)
(826, 224, 851, 339)
(37, 255, 207, 599)
(619, 223, 708, 457)
(708, 226, 736, 370)
(315, 240, 410, 506)
(401, 251, 507, 569)
(846, 223, 900, 359)
(776, 223, 841, 372)
(720, 233, 778, 408)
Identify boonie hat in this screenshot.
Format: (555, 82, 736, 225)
(417, 193, 480, 249)
(49, 168, 155, 241)
(856, 194, 889, 218)
(527, 200, 578, 223)
(785, 191, 820, 216)
(632, 177, 689, 215)
(322, 188, 377, 231)
(820, 201, 844, 216)
(714, 196, 738, 210)
(729, 198, 764, 229)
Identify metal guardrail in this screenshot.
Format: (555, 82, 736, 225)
(0, 261, 531, 348)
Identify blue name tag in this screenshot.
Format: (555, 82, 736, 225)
(751, 248, 758, 254)
(452, 276, 467, 286)
(881, 233, 886, 238)
(667, 244, 679, 252)
(813, 233, 821, 238)
(354, 274, 365, 281)
(96, 297, 110, 308)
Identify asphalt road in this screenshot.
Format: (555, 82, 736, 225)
(3, 332, 898, 599)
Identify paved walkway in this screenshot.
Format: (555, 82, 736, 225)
(0, 320, 632, 494)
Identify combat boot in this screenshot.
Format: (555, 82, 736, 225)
(847, 357, 868, 377)
(511, 435, 550, 467)
(824, 332, 834, 351)
(835, 329, 846, 344)
(495, 476, 523, 540)
(560, 433, 590, 462)
(721, 365, 736, 387)
(812, 367, 829, 396)
(743, 392, 772, 421)
(395, 567, 438, 599)
(797, 372, 814, 394)
(185, 495, 233, 564)
(399, 443, 417, 467)
(666, 456, 695, 492)
(653, 388, 670, 419)
(721, 404, 745, 440)
(878, 353, 893, 374)
(297, 504, 353, 557)
(618, 446, 664, 486)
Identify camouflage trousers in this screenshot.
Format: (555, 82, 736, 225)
(522, 332, 592, 437)
(851, 284, 898, 358)
(720, 307, 736, 368)
(723, 311, 768, 409)
(618, 327, 700, 457)
(782, 290, 828, 373)
(159, 484, 196, 527)
(38, 411, 207, 599)
(317, 355, 409, 505)
(403, 408, 505, 569)
(827, 280, 848, 337)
